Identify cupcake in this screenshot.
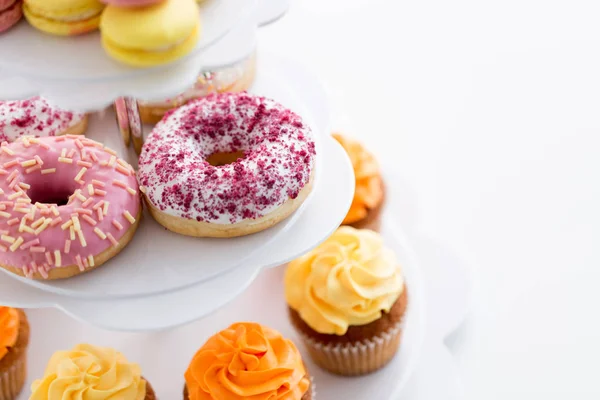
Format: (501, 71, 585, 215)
(285, 226, 407, 376)
(332, 133, 384, 231)
(30, 344, 155, 399)
(184, 322, 313, 399)
(0, 307, 28, 400)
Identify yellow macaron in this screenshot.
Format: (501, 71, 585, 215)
(23, 0, 105, 36)
(100, 0, 201, 68)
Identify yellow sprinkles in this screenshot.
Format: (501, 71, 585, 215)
(0, 136, 138, 278)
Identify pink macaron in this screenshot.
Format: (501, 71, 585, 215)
(100, 0, 164, 6)
(0, 0, 22, 33)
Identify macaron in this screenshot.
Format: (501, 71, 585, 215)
(100, 0, 200, 68)
(0, 0, 22, 33)
(23, 0, 105, 36)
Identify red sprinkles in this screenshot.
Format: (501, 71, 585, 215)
(0, 97, 85, 142)
(138, 93, 316, 224)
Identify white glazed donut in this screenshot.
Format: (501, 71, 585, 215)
(0, 97, 88, 142)
(138, 92, 316, 238)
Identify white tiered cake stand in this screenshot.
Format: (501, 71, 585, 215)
(13, 211, 471, 400)
(0, 1, 470, 398)
(0, 50, 355, 329)
(0, 0, 258, 109)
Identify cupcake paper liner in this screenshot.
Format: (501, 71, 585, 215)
(299, 320, 404, 376)
(0, 349, 27, 400)
(182, 375, 313, 399)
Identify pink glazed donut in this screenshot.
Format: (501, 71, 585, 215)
(0, 135, 141, 280)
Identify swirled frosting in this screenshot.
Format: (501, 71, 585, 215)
(0, 306, 19, 361)
(332, 134, 383, 224)
(30, 344, 146, 400)
(285, 226, 404, 335)
(185, 322, 310, 400)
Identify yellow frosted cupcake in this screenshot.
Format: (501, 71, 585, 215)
(0, 307, 29, 400)
(23, 0, 105, 36)
(30, 344, 155, 399)
(285, 226, 407, 376)
(333, 133, 385, 231)
(100, 0, 201, 67)
(184, 322, 313, 399)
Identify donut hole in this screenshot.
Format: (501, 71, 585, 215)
(206, 151, 246, 167)
(27, 183, 76, 206)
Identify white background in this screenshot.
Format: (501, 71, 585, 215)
(261, 0, 600, 398)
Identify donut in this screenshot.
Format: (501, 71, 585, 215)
(138, 53, 257, 124)
(0, 97, 88, 143)
(138, 92, 316, 238)
(0, 135, 141, 280)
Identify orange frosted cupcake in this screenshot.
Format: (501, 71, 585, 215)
(285, 226, 407, 376)
(333, 133, 384, 231)
(0, 307, 28, 400)
(184, 322, 313, 399)
(30, 344, 155, 400)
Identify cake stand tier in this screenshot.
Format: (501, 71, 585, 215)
(0, 0, 289, 110)
(0, 52, 355, 307)
(11, 216, 424, 347)
(0, 133, 350, 300)
(16, 215, 469, 400)
(257, 0, 291, 26)
(0, 0, 249, 80)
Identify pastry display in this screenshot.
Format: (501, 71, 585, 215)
(184, 322, 313, 400)
(0, 2, 418, 396)
(23, 0, 105, 36)
(333, 133, 384, 231)
(138, 92, 316, 238)
(0, 0, 22, 33)
(138, 53, 257, 124)
(0, 307, 28, 400)
(285, 226, 408, 376)
(0, 136, 141, 280)
(29, 343, 155, 399)
(100, 0, 201, 67)
(0, 97, 88, 143)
